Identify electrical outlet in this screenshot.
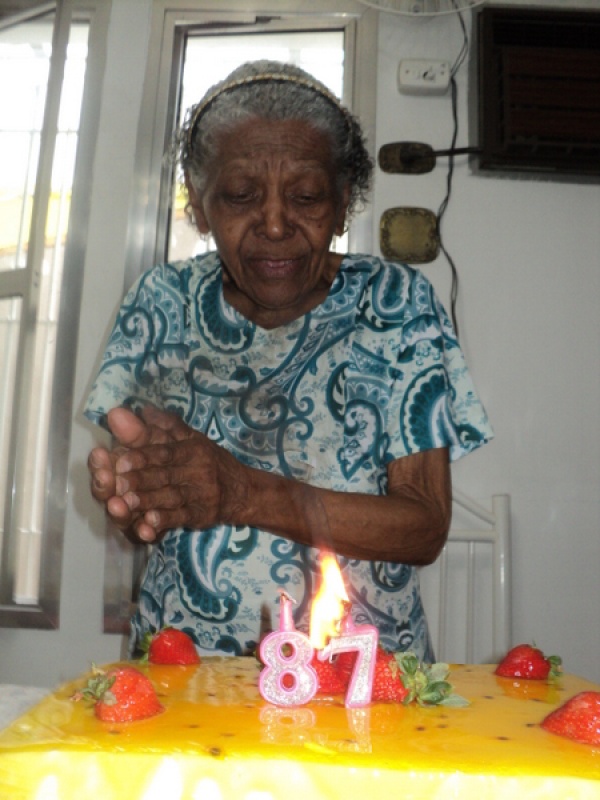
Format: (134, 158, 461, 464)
(398, 60, 450, 95)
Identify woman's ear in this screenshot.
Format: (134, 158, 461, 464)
(334, 183, 352, 236)
(184, 174, 210, 234)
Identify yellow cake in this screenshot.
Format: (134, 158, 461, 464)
(1, 658, 599, 799)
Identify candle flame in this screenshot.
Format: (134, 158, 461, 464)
(309, 553, 349, 650)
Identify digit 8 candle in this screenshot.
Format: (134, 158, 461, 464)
(258, 592, 318, 707)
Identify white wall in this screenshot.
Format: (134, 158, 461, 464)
(1, 0, 598, 688)
(375, 10, 600, 680)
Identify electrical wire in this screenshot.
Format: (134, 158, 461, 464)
(449, 1, 469, 77)
(435, 3, 470, 339)
(436, 76, 460, 337)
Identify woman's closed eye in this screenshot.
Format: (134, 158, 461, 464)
(224, 189, 256, 205)
(292, 193, 320, 205)
(289, 187, 328, 207)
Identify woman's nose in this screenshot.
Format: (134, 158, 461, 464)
(257, 192, 292, 240)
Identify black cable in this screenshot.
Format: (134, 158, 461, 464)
(436, 75, 460, 337)
(436, 4, 469, 339)
(450, 2, 469, 77)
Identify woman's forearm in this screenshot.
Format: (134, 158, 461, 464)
(232, 447, 452, 565)
(92, 407, 452, 561)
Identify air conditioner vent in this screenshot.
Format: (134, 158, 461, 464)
(477, 6, 600, 177)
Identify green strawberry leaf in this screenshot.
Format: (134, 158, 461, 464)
(548, 654, 563, 680)
(138, 631, 154, 664)
(429, 663, 450, 682)
(439, 693, 470, 708)
(393, 651, 470, 708)
(400, 653, 419, 676)
(418, 689, 444, 705)
(73, 666, 116, 706)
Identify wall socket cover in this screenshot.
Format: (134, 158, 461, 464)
(398, 59, 450, 95)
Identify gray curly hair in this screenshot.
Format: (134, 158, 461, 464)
(176, 60, 373, 219)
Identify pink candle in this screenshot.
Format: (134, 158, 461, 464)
(318, 614, 379, 707)
(259, 592, 318, 707)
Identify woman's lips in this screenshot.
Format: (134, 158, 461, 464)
(249, 257, 303, 277)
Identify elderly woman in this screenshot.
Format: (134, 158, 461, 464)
(86, 60, 492, 661)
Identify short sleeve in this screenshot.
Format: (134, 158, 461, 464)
(84, 268, 167, 431)
(385, 268, 493, 463)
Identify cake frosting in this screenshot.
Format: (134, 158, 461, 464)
(1, 658, 599, 799)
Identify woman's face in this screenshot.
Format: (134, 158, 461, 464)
(189, 117, 350, 328)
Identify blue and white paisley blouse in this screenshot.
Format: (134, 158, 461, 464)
(85, 252, 492, 660)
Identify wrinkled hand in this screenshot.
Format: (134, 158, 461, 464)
(88, 406, 244, 543)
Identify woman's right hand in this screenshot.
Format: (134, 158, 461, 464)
(88, 406, 188, 542)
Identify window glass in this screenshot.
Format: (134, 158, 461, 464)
(0, 15, 88, 607)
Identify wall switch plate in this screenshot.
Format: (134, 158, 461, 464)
(398, 59, 450, 95)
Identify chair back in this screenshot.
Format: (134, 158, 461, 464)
(419, 492, 511, 664)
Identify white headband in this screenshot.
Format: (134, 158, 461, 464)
(186, 72, 350, 151)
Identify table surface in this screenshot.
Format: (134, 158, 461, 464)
(0, 685, 48, 730)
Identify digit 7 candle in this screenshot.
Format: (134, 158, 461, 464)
(318, 615, 379, 707)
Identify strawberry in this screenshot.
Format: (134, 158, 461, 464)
(541, 691, 600, 746)
(141, 627, 200, 665)
(372, 649, 410, 703)
(495, 644, 562, 680)
(333, 650, 357, 685)
(311, 653, 347, 694)
(73, 665, 163, 723)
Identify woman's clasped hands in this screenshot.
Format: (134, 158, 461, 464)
(88, 405, 245, 543)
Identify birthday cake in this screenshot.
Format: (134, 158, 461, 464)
(1, 657, 599, 800)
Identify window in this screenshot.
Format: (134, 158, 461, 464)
(0, 2, 91, 627)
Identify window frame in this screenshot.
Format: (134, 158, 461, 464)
(125, 2, 377, 290)
(102, 0, 378, 634)
(0, 0, 110, 629)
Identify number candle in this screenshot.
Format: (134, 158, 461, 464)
(259, 591, 318, 707)
(318, 614, 379, 707)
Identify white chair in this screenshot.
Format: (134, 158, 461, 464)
(419, 491, 512, 664)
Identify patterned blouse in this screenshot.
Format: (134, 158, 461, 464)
(85, 252, 492, 660)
